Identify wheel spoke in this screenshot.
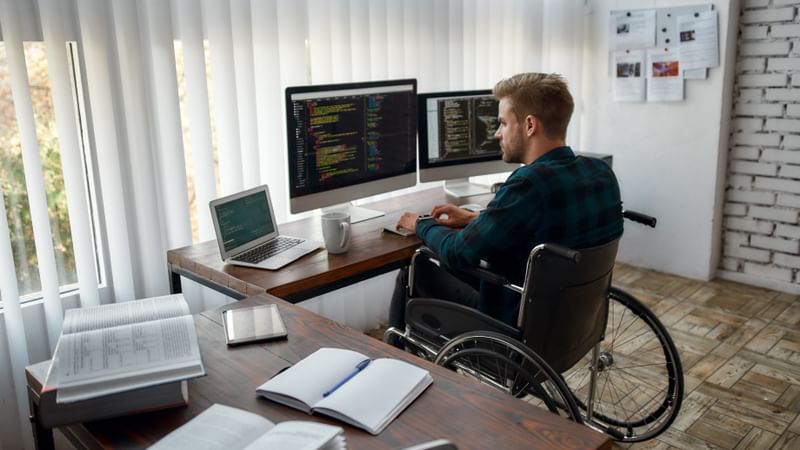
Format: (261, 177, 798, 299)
(562, 292, 683, 442)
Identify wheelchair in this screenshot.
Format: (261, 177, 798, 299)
(384, 211, 683, 443)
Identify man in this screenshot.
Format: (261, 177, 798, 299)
(388, 73, 623, 334)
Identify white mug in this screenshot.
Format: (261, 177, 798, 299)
(321, 212, 351, 254)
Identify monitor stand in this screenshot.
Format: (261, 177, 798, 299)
(322, 203, 385, 224)
(443, 179, 491, 198)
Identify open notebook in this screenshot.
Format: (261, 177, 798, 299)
(256, 348, 433, 435)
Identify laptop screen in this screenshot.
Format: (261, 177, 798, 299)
(214, 190, 276, 253)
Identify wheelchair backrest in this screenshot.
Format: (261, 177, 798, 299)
(517, 238, 620, 374)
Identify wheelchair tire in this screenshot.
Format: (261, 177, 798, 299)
(561, 286, 684, 442)
(433, 331, 581, 423)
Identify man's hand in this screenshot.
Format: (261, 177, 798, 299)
(396, 212, 421, 234)
(431, 204, 479, 228)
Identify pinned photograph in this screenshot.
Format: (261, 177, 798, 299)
(617, 23, 630, 34)
(617, 62, 642, 78)
(652, 61, 679, 77)
(680, 30, 696, 42)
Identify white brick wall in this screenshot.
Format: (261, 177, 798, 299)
(763, 149, 800, 164)
(741, 42, 792, 55)
(782, 134, 800, 148)
(731, 160, 778, 175)
(729, 174, 754, 189)
(765, 88, 800, 101)
(732, 146, 761, 159)
(727, 188, 776, 204)
(767, 57, 800, 70)
(771, 24, 800, 37)
(778, 193, 800, 207)
(754, 176, 800, 193)
(736, 102, 784, 116)
(776, 223, 800, 239)
(739, 73, 788, 86)
(723, 1, 800, 290)
(742, 8, 795, 23)
(739, 87, 765, 101)
(742, 26, 769, 39)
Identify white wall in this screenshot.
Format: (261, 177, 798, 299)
(580, 0, 739, 280)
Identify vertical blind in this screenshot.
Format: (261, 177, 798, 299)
(0, 1, 586, 448)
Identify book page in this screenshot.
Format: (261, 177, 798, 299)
(57, 315, 203, 402)
(243, 421, 344, 450)
(150, 404, 273, 450)
(314, 358, 432, 435)
(63, 294, 190, 334)
(256, 348, 366, 412)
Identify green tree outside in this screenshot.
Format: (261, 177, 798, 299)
(0, 43, 78, 300)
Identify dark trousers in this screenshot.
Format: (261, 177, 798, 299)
(388, 258, 481, 341)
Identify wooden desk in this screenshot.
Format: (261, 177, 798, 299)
(30, 294, 610, 450)
(168, 187, 492, 301)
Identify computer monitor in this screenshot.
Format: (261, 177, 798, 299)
(286, 79, 418, 223)
(418, 90, 518, 197)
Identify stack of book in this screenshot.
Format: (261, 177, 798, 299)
(31, 294, 206, 427)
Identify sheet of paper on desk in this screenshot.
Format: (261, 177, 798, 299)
(149, 403, 346, 450)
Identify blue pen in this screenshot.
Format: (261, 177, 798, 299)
(322, 358, 371, 397)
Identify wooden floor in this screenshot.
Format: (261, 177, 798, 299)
(608, 263, 800, 449)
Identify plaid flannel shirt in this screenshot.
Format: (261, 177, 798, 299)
(415, 146, 624, 325)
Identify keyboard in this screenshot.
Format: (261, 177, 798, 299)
(234, 237, 303, 263)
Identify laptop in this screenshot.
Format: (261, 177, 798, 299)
(210, 185, 322, 270)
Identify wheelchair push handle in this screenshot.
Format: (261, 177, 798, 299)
(622, 210, 657, 228)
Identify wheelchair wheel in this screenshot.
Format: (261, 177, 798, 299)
(561, 287, 684, 442)
(434, 331, 581, 422)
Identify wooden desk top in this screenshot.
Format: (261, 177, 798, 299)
(65, 294, 610, 450)
(167, 188, 493, 300)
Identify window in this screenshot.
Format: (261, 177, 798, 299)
(0, 42, 100, 303)
(174, 40, 220, 244)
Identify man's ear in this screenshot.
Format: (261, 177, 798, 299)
(525, 115, 537, 137)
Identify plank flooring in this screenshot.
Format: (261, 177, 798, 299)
(609, 263, 800, 449)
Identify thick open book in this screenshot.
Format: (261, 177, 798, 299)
(52, 294, 206, 404)
(150, 404, 346, 450)
(256, 347, 433, 435)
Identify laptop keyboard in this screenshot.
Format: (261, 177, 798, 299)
(234, 237, 303, 263)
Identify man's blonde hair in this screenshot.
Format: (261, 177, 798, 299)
(492, 73, 574, 140)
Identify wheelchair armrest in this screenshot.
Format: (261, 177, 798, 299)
(416, 246, 438, 259)
(407, 298, 521, 342)
(460, 260, 509, 286)
(414, 247, 509, 286)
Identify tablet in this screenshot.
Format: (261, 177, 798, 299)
(222, 304, 288, 346)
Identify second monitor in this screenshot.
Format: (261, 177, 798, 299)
(418, 90, 518, 197)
